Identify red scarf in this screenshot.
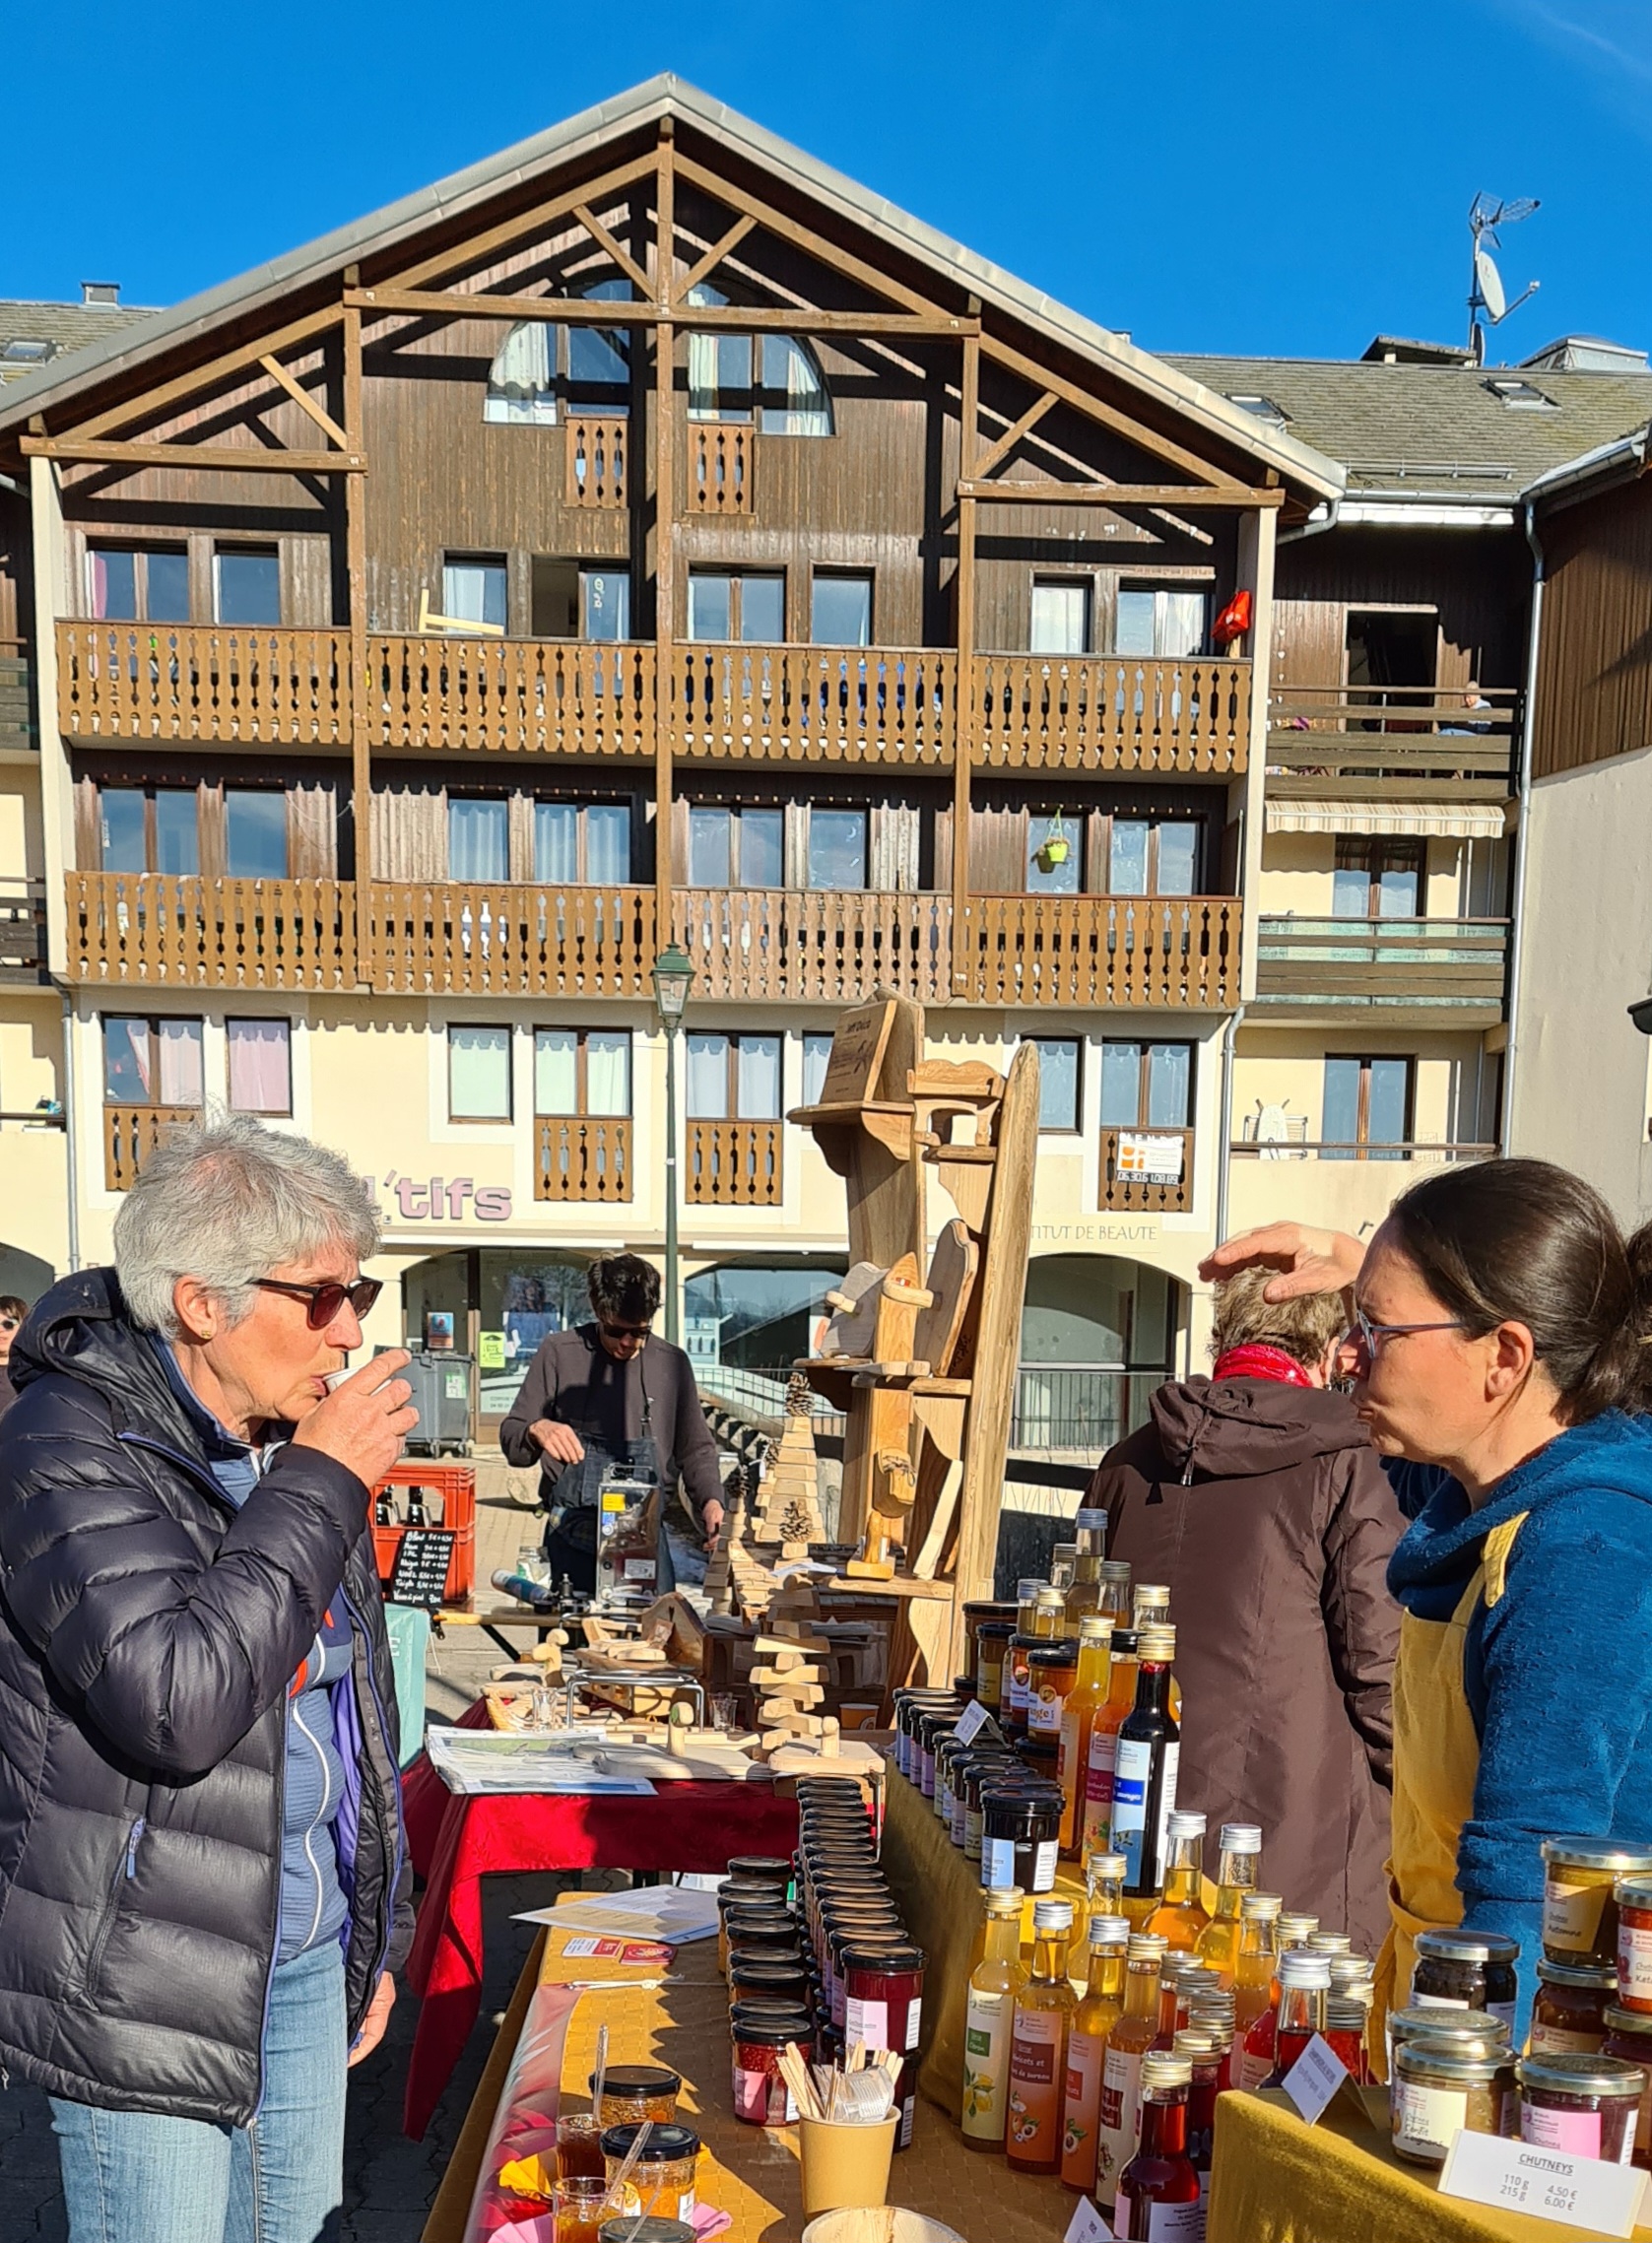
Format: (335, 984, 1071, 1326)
(1212, 1343, 1315, 1390)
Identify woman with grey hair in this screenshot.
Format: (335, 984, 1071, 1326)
(0, 1115, 417, 2243)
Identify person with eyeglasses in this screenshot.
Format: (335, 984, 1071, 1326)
(0, 1115, 417, 2243)
(500, 1252, 725, 1594)
(1204, 1156, 1652, 2044)
(0, 1292, 28, 1418)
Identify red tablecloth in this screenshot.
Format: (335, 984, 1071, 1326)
(399, 1707, 799, 2138)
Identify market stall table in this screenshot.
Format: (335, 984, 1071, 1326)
(400, 1700, 799, 2138)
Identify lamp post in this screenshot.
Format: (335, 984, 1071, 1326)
(651, 942, 695, 1346)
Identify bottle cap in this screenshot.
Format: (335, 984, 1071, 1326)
(1278, 1951, 1333, 1989)
(1101, 1560, 1132, 1580)
(1219, 1823, 1264, 1854)
(1087, 1854, 1129, 1882)
(1306, 1932, 1353, 1954)
(1240, 1892, 1284, 1920)
(1189, 1997, 1236, 2029)
(1079, 1614, 1114, 1640)
(1032, 1899, 1074, 1934)
(1165, 1811, 1207, 1841)
(1172, 2028, 1221, 2056)
(1089, 1913, 1131, 1946)
(1137, 1624, 1176, 1661)
(1036, 1587, 1069, 1611)
(1327, 1954, 1375, 1990)
(1075, 1507, 1108, 1532)
(1127, 1934, 1169, 1963)
(1139, 2053, 1193, 2091)
(982, 1885, 1024, 1911)
(1279, 1913, 1320, 1945)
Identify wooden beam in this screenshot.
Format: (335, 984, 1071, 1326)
(952, 321, 980, 999)
(258, 355, 351, 450)
(979, 332, 1237, 490)
(653, 125, 677, 959)
(383, 153, 659, 293)
(971, 391, 1057, 482)
(685, 307, 974, 335)
(571, 201, 654, 297)
(343, 294, 371, 989)
(21, 434, 364, 474)
(957, 476, 1283, 509)
(676, 214, 757, 301)
(349, 285, 659, 326)
(62, 304, 345, 444)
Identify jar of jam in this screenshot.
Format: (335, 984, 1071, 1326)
(1025, 1642, 1078, 1741)
(961, 1753, 1019, 1861)
(916, 1711, 958, 1799)
(1529, 1956, 1617, 2055)
(975, 1619, 1017, 1712)
(727, 1854, 792, 1899)
(1411, 1929, 1519, 2029)
(1391, 2040, 1515, 2166)
(1601, 2006, 1652, 2169)
(1517, 2053, 1645, 2163)
(600, 2123, 701, 2220)
(727, 1957, 813, 2008)
(980, 1788, 1062, 1895)
(1540, 1837, 1652, 1963)
(936, 1736, 973, 1827)
(730, 2005, 816, 2126)
(723, 1911, 801, 1960)
(1384, 2006, 1511, 2084)
(1617, 1876, 1652, 2014)
(590, 2064, 682, 2128)
(841, 1943, 926, 2149)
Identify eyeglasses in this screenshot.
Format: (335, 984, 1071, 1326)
(1348, 1305, 1471, 1357)
(598, 1319, 651, 1343)
(0, 1317, 17, 1334)
(252, 1277, 383, 1331)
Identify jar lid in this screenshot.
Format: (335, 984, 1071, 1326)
(590, 2064, 683, 2096)
(840, 1943, 926, 1973)
(599, 2222, 696, 2243)
(729, 2006, 816, 2045)
(717, 1881, 786, 1908)
(1395, 2041, 1511, 2084)
(1387, 2007, 1512, 2054)
(727, 1855, 790, 1880)
(976, 1619, 1018, 1642)
(728, 1960, 811, 1986)
(1605, 2005, 1652, 2038)
(1618, 1877, 1652, 1910)
(1542, 1836, 1652, 1873)
(963, 1600, 1019, 1621)
(1027, 1643, 1078, 1668)
(1516, 2053, 1646, 2098)
(600, 2122, 702, 2161)
(1538, 1955, 1619, 1991)
(724, 1910, 799, 1932)
(1415, 1929, 1516, 1965)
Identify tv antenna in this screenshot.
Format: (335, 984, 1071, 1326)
(1468, 193, 1541, 364)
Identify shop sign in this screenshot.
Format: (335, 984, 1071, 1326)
(478, 1331, 507, 1371)
(1116, 1131, 1185, 1184)
(1029, 1220, 1162, 1246)
(381, 1171, 512, 1221)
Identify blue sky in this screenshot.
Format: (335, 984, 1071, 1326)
(8, 0, 1651, 363)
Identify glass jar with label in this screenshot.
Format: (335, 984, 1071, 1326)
(1617, 1876, 1652, 2014)
(1391, 2039, 1515, 2165)
(730, 2007, 815, 2127)
(1025, 1642, 1079, 1742)
(1540, 1837, 1652, 1963)
(728, 1956, 813, 2009)
(1516, 2052, 1644, 2163)
(1410, 1929, 1519, 2028)
(1530, 1956, 1617, 2055)
(961, 1752, 1020, 1861)
(1385, 2007, 1511, 2087)
(599, 2123, 701, 2221)
(726, 1854, 792, 1898)
(1600, 2006, 1652, 2169)
(842, 1943, 926, 2150)
(975, 1619, 1017, 1713)
(980, 1787, 1063, 1895)
(591, 2064, 682, 2128)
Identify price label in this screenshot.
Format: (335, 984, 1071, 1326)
(1281, 2032, 1354, 2127)
(1060, 2196, 1111, 2243)
(388, 1527, 456, 1610)
(955, 1697, 1001, 1747)
(1439, 2132, 1649, 2237)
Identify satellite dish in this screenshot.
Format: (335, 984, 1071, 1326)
(1475, 245, 1507, 322)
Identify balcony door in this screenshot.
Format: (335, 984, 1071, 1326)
(1346, 609, 1436, 730)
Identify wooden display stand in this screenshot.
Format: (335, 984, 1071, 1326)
(791, 992, 1038, 1693)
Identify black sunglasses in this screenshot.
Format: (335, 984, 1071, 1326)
(252, 1277, 383, 1331)
(598, 1319, 651, 1342)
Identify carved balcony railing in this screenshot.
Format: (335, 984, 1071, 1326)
(671, 643, 956, 765)
(564, 416, 628, 509)
(367, 635, 655, 758)
(971, 654, 1251, 774)
(57, 625, 350, 747)
(363, 883, 656, 998)
(960, 894, 1242, 1009)
(687, 1118, 782, 1206)
(673, 888, 950, 1005)
(689, 423, 755, 515)
(534, 1114, 632, 1201)
(103, 1103, 199, 1191)
(1098, 1124, 1196, 1215)
(65, 874, 357, 990)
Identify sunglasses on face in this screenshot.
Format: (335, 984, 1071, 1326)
(0, 1318, 17, 1335)
(252, 1277, 383, 1331)
(598, 1319, 651, 1343)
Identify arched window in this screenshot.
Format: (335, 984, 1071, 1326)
(759, 333, 833, 437)
(686, 283, 833, 435)
(567, 275, 631, 404)
(484, 321, 558, 425)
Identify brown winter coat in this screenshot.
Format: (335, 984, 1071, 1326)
(1087, 1374, 1403, 1954)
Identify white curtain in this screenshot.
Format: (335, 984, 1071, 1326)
(535, 1029, 578, 1114)
(687, 331, 719, 421)
(449, 799, 509, 883)
(159, 1020, 204, 1106)
(484, 322, 558, 425)
(687, 1033, 730, 1118)
(738, 1035, 781, 1120)
(761, 335, 832, 435)
(586, 1031, 630, 1116)
(227, 1019, 290, 1114)
(450, 1026, 511, 1119)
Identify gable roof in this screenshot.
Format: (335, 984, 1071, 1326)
(1166, 351, 1652, 506)
(0, 298, 158, 390)
(0, 77, 1342, 503)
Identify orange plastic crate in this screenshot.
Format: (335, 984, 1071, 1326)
(371, 1462, 477, 1602)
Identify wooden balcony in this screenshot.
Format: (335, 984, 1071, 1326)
(1266, 686, 1517, 799)
(960, 895, 1241, 1010)
(535, 1114, 632, 1201)
(66, 873, 356, 989)
(1099, 1125, 1195, 1215)
(1252, 915, 1509, 1023)
(0, 881, 46, 984)
(104, 1103, 198, 1191)
(368, 636, 655, 758)
(689, 423, 755, 515)
(687, 1118, 782, 1206)
(674, 888, 950, 1005)
(363, 882, 656, 997)
(57, 625, 350, 747)
(564, 416, 628, 509)
(972, 654, 1252, 774)
(0, 649, 32, 752)
(670, 644, 955, 765)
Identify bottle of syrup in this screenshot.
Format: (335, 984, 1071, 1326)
(1232, 1893, 1284, 2090)
(1099, 1558, 1134, 1623)
(1111, 1624, 1179, 1922)
(1060, 1912, 1129, 2193)
(1172, 2027, 1222, 2216)
(1005, 1898, 1078, 2173)
(1264, 1951, 1331, 2084)
(1094, 1932, 1168, 2212)
(1056, 1613, 1113, 1857)
(1148, 1812, 1212, 1952)
(1064, 1507, 1108, 1628)
(1113, 2052, 1201, 2240)
(1195, 1821, 1263, 1986)
(1080, 1628, 1138, 1862)
(961, 1884, 1028, 2151)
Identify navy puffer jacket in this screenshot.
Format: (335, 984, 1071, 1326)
(0, 1268, 413, 2124)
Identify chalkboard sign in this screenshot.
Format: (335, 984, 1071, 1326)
(389, 1527, 456, 1610)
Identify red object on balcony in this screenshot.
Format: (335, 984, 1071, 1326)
(1214, 590, 1253, 645)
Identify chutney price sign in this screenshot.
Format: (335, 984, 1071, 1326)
(1439, 2131, 1649, 2237)
(389, 1528, 457, 1610)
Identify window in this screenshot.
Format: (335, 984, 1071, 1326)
(1030, 1038, 1082, 1132)
(1323, 1055, 1413, 1159)
(534, 801, 631, 885)
(1107, 817, 1201, 897)
(802, 1032, 833, 1108)
(1114, 586, 1206, 658)
(807, 807, 867, 890)
(812, 572, 872, 647)
(214, 548, 281, 626)
(1027, 810, 1082, 894)
(686, 286, 832, 435)
(567, 277, 631, 399)
(534, 1028, 631, 1116)
(87, 545, 190, 623)
(99, 786, 200, 876)
(1030, 579, 1091, 655)
(225, 791, 288, 879)
(1100, 1041, 1193, 1131)
(227, 1019, 292, 1115)
(1226, 392, 1290, 426)
(582, 568, 630, 641)
(1333, 838, 1422, 920)
(687, 1032, 782, 1120)
(1, 338, 54, 364)
(442, 557, 508, 632)
(688, 805, 783, 889)
(485, 321, 558, 425)
(1485, 377, 1557, 412)
(688, 570, 785, 642)
(760, 334, 833, 436)
(449, 1024, 512, 1121)
(101, 1016, 204, 1108)
(448, 798, 509, 883)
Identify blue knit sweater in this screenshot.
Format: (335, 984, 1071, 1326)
(1387, 1411, 1652, 2025)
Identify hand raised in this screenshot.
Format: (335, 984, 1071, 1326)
(1198, 1222, 1365, 1303)
(292, 1352, 419, 1488)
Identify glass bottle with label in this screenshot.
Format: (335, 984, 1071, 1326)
(1263, 1950, 1332, 2083)
(1087, 1850, 1129, 1923)
(1057, 1614, 1114, 1857)
(1232, 1894, 1284, 2089)
(1065, 1506, 1109, 1628)
(1132, 1583, 1170, 1630)
(1148, 1813, 1212, 1953)
(1100, 1558, 1134, 1623)
(1113, 1624, 1180, 1917)
(1006, 1899, 1079, 2174)
(1114, 2051, 1201, 2241)
(1081, 1627, 1139, 1861)
(1061, 1912, 1130, 2192)
(962, 1885, 1028, 2151)
(1172, 2026, 1222, 2211)
(1095, 1933, 1169, 2211)
(1194, 1822, 1263, 1986)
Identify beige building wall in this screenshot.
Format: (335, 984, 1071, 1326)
(1253, 832, 1473, 916)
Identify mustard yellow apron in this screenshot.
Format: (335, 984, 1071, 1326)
(1370, 1511, 1528, 2075)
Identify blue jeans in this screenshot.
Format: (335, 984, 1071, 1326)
(49, 1939, 347, 2243)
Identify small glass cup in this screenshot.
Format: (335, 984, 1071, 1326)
(554, 2176, 610, 2243)
(557, 2113, 606, 2181)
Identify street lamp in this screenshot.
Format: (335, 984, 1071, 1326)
(651, 942, 695, 1345)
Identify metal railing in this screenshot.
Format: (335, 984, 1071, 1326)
(1010, 1366, 1166, 1456)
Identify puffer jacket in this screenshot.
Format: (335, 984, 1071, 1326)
(1088, 1374, 1404, 1954)
(0, 1268, 413, 2125)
